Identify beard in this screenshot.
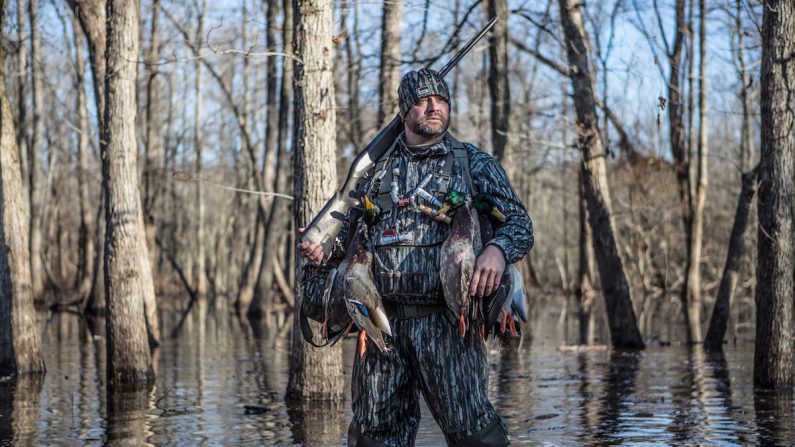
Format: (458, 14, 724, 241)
(408, 114, 449, 139)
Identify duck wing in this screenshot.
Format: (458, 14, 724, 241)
(507, 265, 527, 322)
(345, 261, 391, 336)
(440, 240, 474, 319)
(345, 299, 389, 353)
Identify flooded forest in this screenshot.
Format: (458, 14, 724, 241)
(1, 0, 793, 445)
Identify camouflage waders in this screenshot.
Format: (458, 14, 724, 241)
(347, 309, 509, 447)
(344, 134, 528, 447)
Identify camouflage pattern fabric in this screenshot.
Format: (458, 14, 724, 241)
(302, 133, 530, 446)
(363, 134, 534, 306)
(398, 68, 451, 117)
(349, 310, 509, 446)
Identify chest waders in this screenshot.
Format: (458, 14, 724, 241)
(365, 135, 477, 308)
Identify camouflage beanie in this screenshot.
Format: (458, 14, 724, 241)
(398, 68, 450, 117)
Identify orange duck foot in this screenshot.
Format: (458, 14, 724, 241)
(358, 330, 367, 358)
(459, 313, 467, 337)
(508, 316, 519, 337)
(500, 309, 508, 334)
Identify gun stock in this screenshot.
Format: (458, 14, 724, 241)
(301, 17, 498, 257)
(301, 119, 402, 255)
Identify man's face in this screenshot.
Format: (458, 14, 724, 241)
(404, 95, 450, 142)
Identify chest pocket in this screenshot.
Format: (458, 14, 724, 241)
(368, 148, 471, 304)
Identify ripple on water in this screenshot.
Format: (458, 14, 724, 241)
(1, 310, 792, 446)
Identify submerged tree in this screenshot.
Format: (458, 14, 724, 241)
(286, 0, 344, 400)
(0, 0, 45, 378)
(67, 0, 107, 313)
(26, 0, 43, 302)
(557, 0, 644, 349)
(103, 0, 154, 388)
(754, 0, 794, 389)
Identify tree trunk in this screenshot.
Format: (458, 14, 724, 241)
(286, 0, 344, 401)
(487, 0, 510, 161)
(15, 0, 27, 195)
(142, 0, 163, 281)
(341, 0, 363, 150)
(0, 0, 45, 374)
(68, 0, 107, 313)
(72, 12, 95, 303)
(194, 0, 208, 299)
(735, 0, 753, 172)
(704, 166, 758, 351)
(237, 208, 265, 315)
(27, 0, 44, 301)
(683, 0, 708, 343)
(754, 0, 795, 389)
(557, 0, 644, 349)
(664, 0, 698, 344)
(278, 0, 294, 293)
(140, 1, 163, 339)
(377, 0, 402, 128)
(103, 0, 154, 388)
(228, 1, 259, 316)
(577, 167, 596, 345)
(250, 0, 283, 318)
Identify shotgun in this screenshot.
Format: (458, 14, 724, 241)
(300, 17, 498, 257)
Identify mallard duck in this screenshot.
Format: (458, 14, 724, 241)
(363, 196, 382, 227)
(437, 190, 467, 217)
(473, 192, 507, 222)
(320, 268, 353, 345)
(440, 202, 481, 336)
(342, 225, 391, 357)
(481, 265, 526, 338)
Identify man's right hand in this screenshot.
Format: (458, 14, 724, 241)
(298, 228, 325, 265)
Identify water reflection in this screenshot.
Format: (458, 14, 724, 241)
(106, 387, 154, 446)
(287, 401, 347, 446)
(754, 389, 794, 446)
(0, 375, 44, 445)
(594, 351, 640, 445)
(1, 302, 794, 446)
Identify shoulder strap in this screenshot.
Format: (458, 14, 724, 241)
(446, 133, 476, 195)
(371, 139, 400, 212)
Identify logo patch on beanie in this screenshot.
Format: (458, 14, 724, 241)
(417, 86, 431, 97)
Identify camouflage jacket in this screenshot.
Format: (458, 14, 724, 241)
(302, 133, 534, 309)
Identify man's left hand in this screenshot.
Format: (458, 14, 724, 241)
(469, 245, 506, 297)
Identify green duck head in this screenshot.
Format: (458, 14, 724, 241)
(472, 192, 507, 222)
(438, 190, 467, 216)
(363, 196, 381, 226)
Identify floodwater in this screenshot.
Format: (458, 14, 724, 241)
(1, 298, 793, 447)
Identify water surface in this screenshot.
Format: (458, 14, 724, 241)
(1, 300, 792, 446)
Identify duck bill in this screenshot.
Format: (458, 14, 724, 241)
(372, 308, 392, 336)
(490, 208, 508, 222)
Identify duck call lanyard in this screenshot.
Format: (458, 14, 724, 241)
(369, 135, 475, 216)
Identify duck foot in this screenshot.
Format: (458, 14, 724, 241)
(358, 330, 368, 358)
(508, 316, 519, 337)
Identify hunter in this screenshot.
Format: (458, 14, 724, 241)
(300, 68, 533, 447)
